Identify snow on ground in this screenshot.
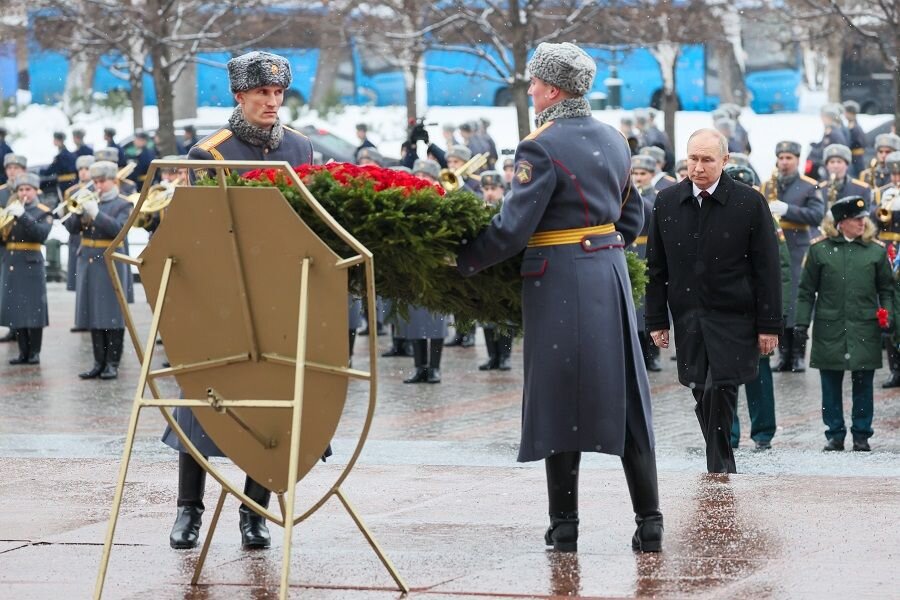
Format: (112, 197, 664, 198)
(1, 102, 893, 184)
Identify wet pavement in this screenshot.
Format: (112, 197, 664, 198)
(1, 283, 899, 599)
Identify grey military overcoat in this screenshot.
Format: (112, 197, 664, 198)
(397, 306, 449, 339)
(63, 191, 134, 329)
(0, 201, 52, 328)
(457, 115, 652, 462)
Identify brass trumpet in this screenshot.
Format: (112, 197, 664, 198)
(764, 168, 778, 204)
(827, 172, 838, 207)
(439, 153, 489, 192)
(127, 182, 176, 229)
(862, 158, 877, 187)
(64, 187, 100, 218)
(0, 201, 23, 231)
(877, 187, 897, 223)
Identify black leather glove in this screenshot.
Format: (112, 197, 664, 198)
(792, 326, 809, 346)
(408, 122, 429, 145)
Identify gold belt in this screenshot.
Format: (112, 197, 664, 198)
(879, 232, 900, 242)
(633, 236, 648, 245)
(5, 242, 42, 251)
(81, 239, 119, 249)
(851, 148, 866, 156)
(779, 221, 810, 231)
(528, 223, 616, 248)
(57, 173, 77, 182)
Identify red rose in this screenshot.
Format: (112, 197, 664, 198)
(877, 307, 889, 330)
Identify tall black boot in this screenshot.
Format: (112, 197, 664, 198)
(544, 451, 580, 552)
(774, 329, 793, 372)
(348, 329, 357, 366)
(381, 334, 406, 357)
(26, 328, 42, 364)
(621, 442, 663, 552)
(497, 332, 513, 371)
(883, 343, 900, 388)
(100, 329, 124, 379)
(239, 476, 271, 549)
(427, 338, 443, 383)
(79, 329, 106, 379)
(403, 339, 429, 383)
(479, 328, 498, 370)
(791, 334, 807, 373)
(8, 329, 29, 365)
(169, 452, 206, 549)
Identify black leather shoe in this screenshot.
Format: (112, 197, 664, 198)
(26, 353, 40, 365)
(8, 355, 28, 365)
(381, 347, 405, 357)
(426, 368, 441, 383)
(754, 440, 772, 451)
(791, 357, 806, 372)
(70, 327, 88, 333)
(882, 374, 900, 389)
(498, 356, 512, 371)
(823, 439, 845, 451)
(403, 368, 429, 383)
(632, 515, 663, 552)
(99, 363, 119, 379)
(645, 355, 662, 372)
(79, 364, 104, 379)
(169, 505, 204, 549)
(239, 508, 271, 549)
(852, 439, 871, 452)
(544, 514, 578, 552)
(479, 358, 499, 371)
(460, 334, 475, 348)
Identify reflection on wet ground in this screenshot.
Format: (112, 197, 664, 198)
(0, 284, 898, 598)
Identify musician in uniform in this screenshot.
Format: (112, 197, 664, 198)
(759, 141, 825, 373)
(630, 154, 661, 373)
(639, 146, 675, 192)
(863, 133, 900, 189)
(163, 51, 315, 553)
(63, 155, 96, 316)
(41, 131, 78, 200)
(457, 42, 662, 553)
(0, 173, 52, 365)
(0, 153, 29, 343)
(63, 160, 133, 381)
(131, 130, 156, 186)
(72, 128, 93, 158)
(820, 144, 872, 210)
(445, 145, 483, 195)
(842, 101, 867, 177)
(873, 151, 900, 388)
(94, 148, 137, 195)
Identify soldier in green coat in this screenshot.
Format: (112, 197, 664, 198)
(794, 196, 896, 452)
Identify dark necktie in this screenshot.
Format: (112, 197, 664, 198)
(698, 190, 711, 202)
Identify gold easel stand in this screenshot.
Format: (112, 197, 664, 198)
(93, 160, 407, 598)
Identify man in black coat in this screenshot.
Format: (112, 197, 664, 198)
(646, 128, 783, 474)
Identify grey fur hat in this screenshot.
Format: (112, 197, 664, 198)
(356, 147, 384, 166)
(527, 42, 596, 96)
(675, 159, 687, 172)
(227, 51, 292, 94)
(631, 155, 656, 172)
(90, 160, 118, 180)
(823, 144, 851, 164)
(94, 148, 119, 162)
(874, 133, 900, 152)
(413, 159, 441, 181)
(390, 165, 413, 174)
(820, 103, 843, 120)
(3, 153, 26, 168)
(13, 172, 40, 190)
(479, 170, 503, 188)
(75, 155, 96, 170)
(640, 146, 665, 166)
(775, 141, 801, 157)
(446, 145, 472, 162)
(886, 151, 900, 173)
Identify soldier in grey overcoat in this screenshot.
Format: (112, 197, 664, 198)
(457, 42, 662, 554)
(819, 144, 872, 209)
(163, 51, 316, 552)
(0, 153, 29, 344)
(874, 152, 900, 389)
(93, 148, 137, 195)
(63, 155, 96, 298)
(759, 141, 825, 372)
(0, 173, 52, 364)
(63, 160, 133, 380)
(629, 154, 661, 372)
(639, 146, 676, 192)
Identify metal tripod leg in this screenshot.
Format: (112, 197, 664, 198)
(191, 487, 228, 585)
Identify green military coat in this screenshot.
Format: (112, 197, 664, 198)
(796, 234, 895, 371)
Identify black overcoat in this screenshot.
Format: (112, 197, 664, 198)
(645, 173, 783, 387)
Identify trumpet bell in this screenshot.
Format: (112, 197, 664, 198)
(0, 202, 21, 230)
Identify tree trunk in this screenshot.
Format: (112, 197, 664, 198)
(711, 41, 746, 105)
(63, 54, 92, 121)
(664, 89, 677, 154)
(14, 27, 28, 92)
(173, 59, 197, 121)
(129, 71, 144, 131)
(825, 40, 843, 103)
(509, 0, 531, 139)
(151, 55, 177, 156)
(894, 66, 900, 134)
(310, 44, 345, 110)
(403, 52, 422, 122)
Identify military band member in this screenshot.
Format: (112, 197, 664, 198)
(719, 103, 751, 154)
(445, 145, 483, 195)
(131, 130, 155, 185)
(818, 104, 849, 148)
(635, 107, 672, 161)
(502, 157, 515, 191)
(862, 133, 900, 189)
(820, 144, 872, 210)
(0, 173, 52, 365)
(458, 42, 662, 553)
(72, 128, 93, 158)
(356, 147, 384, 167)
(674, 159, 688, 182)
(94, 148, 137, 195)
(63, 160, 132, 380)
(842, 101, 867, 177)
(760, 141, 825, 373)
(639, 146, 675, 192)
(63, 156, 96, 329)
(630, 154, 661, 372)
(41, 131, 78, 200)
(0, 153, 28, 343)
(874, 151, 900, 389)
(163, 51, 315, 553)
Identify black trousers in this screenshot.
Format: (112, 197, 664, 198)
(692, 370, 738, 474)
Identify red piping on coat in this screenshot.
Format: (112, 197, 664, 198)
(552, 159, 591, 226)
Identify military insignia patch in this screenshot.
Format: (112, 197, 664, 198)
(515, 161, 533, 184)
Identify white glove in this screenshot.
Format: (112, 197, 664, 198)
(889, 193, 900, 212)
(52, 202, 67, 217)
(769, 200, 789, 217)
(82, 199, 100, 219)
(7, 202, 25, 218)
